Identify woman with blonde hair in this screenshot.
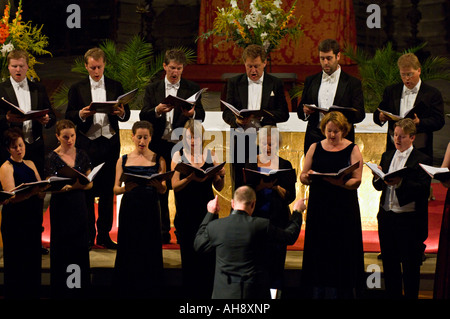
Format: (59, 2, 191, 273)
(171, 118, 225, 298)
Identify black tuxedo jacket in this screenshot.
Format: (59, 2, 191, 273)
(373, 148, 431, 239)
(65, 76, 131, 135)
(373, 82, 444, 158)
(223, 73, 289, 128)
(139, 78, 205, 155)
(194, 209, 301, 299)
(297, 70, 365, 152)
(0, 78, 56, 173)
(0, 78, 56, 142)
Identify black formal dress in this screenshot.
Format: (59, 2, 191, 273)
(113, 154, 164, 298)
(1, 158, 42, 299)
(139, 77, 206, 243)
(173, 149, 216, 298)
(434, 188, 450, 299)
(245, 157, 296, 290)
(45, 149, 92, 298)
(301, 142, 364, 298)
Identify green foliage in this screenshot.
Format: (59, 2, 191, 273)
(52, 36, 196, 110)
(343, 42, 450, 112)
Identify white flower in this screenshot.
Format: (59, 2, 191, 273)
(250, 0, 258, 12)
(244, 12, 262, 28)
(261, 32, 268, 40)
(1, 42, 14, 57)
(230, 0, 238, 8)
(273, 0, 282, 8)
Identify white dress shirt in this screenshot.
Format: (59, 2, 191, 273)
(247, 73, 264, 111)
(160, 77, 180, 141)
(10, 77, 33, 143)
(399, 80, 421, 118)
(383, 145, 415, 213)
(85, 76, 115, 140)
(317, 66, 341, 124)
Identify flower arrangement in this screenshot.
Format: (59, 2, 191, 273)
(0, 0, 51, 80)
(198, 0, 303, 53)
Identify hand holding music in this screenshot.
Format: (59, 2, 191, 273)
(303, 104, 316, 115)
(181, 104, 195, 118)
(79, 105, 96, 120)
(6, 111, 25, 123)
(112, 103, 125, 118)
(155, 103, 174, 115)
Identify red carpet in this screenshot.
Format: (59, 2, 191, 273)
(286, 182, 446, 253)
(41, 182, 445, 253)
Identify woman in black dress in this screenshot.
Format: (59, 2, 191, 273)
(45, 119, 93, 298)
(113, 120, 167, 298)
(300, 111, 364, 299)
(434, 141, 450, 299)
(245, 125, 296, 297)
(171, 119, 225, 298)
(0, 128, 47, 299)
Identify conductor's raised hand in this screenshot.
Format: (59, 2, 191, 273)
(207, 195, 220, 215)
(293, 198, 307, 212)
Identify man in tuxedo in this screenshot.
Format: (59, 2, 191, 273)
(0, 49, 56, 255)
(222, 44, 289, 190)
(0, 49, 56, 177)
(297, 39, 365, 154)
(373, 53, 444, 161)
(139, 49, 205, 244)
(194, 186, 304, 299)
(65, 47, 131, 248)
(372, 118, 431, 299)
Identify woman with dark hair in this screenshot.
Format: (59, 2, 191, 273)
(113, 120, 167, 298)
(0, 127, 47, 299)
(300, 111, 364, 299)
(45, 119, 93, 298)
(170, 118, 225, 298)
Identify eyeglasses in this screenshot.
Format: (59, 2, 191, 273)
(400, 72, 417, 78)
